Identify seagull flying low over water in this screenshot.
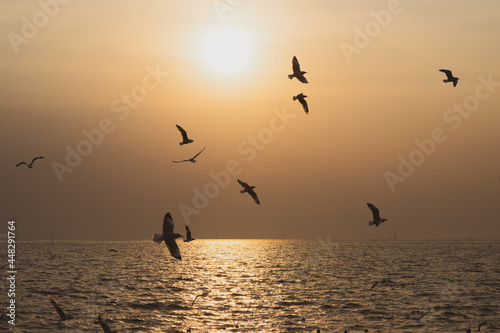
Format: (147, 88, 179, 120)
(98, 316, 117, 333)
(16, 156, 44, 168)
(184, 225, 195, 242)
(293, 93, 309, 114)
(439, 69, 459, 87)
(190, 291, 209, 307)
(478, 321, 494, 331)
(288, 56, 308, 83)
(153, 213, 183, 260)
(370, 278, 394, 290)
(50, 299, 74, 322)
(238, 179, 260, 205)
(173, 147, 206, 163)
(367, 203, 388, 227)
(176, 124, 194, 145)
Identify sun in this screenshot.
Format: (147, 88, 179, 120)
(201, 27, 250, 75)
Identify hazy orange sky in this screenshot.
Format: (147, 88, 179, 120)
(1, 0, 499, 240)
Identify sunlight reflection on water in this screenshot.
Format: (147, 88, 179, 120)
(3, 239, 499, 332)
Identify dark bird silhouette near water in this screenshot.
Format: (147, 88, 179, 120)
(288, 56, 308, 83)
(108, 249, 118, 253)
(293, 93, 309, 114)
(176, 124, 194, 145)
(238, 179, 260, 205)
(184, 225, 195, 242)
(153, 213, 183, 260)
(370, 278, 394, 290)
(190, 291, 209, 307)
(173, 147, 206, 163)
(439, 69, 459, 87)
(478, 321, 494, 331)
(367, 203, 388, 227)
(16, 156, 44, 168)
(98, 315, 117, 333)
(50, 299, 74, 322)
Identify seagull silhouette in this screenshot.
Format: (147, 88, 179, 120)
(16, 156, 44, 168)
(184, 225, 195, 242)
(190, 291, 209, 307)
(173, 147, 206, 163)
(370, 278, 394, 290)
(367, 203, 388, 227)
(50, 299, 74, 322)
(98, 315, 117, 333)
(478, 321, 494, 331)
(238, 179, 260, 205)
(176, 124, 194, 145)
(293, 93, 309, 114)
(288, 56, 308, 83)
(439, 69, 459, 87)
(153, 213, 183, 260)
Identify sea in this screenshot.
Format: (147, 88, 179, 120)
(1, 239, 499, 333)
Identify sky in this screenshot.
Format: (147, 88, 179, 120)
(1, 0, 499, 240)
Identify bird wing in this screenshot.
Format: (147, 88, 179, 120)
(172, 159, 190, 163)
(51, 300, 66, 319)
(176, 125, 190, 142)
(292, 56, 301, 74)
(370, 281, 379, 290)
(190, 295, 200, 307)
(367, 203, 381, 220)
(248, 189, 260, 205)
(237, 179, 249, 188)
(16, 162, 27, 167)
(439, 69, 453, 80)
(192, 146, 206, 159)
(31, 156, 44, 164)
(299, 97, 309, 114)
(162, 213, 175, 235)
(164, 235, 181, 260)
(296, 74, 309, 84)
(98, 316, 112, 333)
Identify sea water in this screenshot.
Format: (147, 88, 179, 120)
(1, 239, 499, 332)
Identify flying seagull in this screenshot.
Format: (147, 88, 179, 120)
(153, 212, 183, 260)
(238, 179, 260, 205)
(367, 203, 388, 227)
(173, 147, 206, 163)
(288, 56, 308, 83)
(98, 316, 117, 333)
(478, 321, 494, 331)
(176, 124, 194, 145)
(16, 156, 44, 168)
(108, 249, 118, 253)
(184, 225, 195, 242)
(370, 278, 394, 290)
(190, 291, 209, 307)
(439, 69, 459, 87)
(293, 93, 309, 114)
(50, 299, 74, 322)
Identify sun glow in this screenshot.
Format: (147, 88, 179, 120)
(201, 27, 250, 75)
